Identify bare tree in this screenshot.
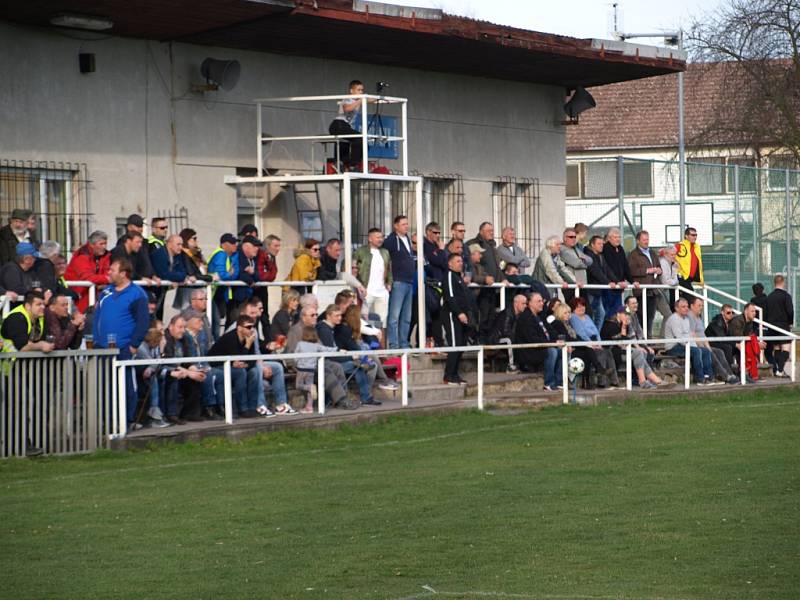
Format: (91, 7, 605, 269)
(688, 0, 800, 162)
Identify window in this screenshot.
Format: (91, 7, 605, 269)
(767, 155, 799, 189)
(0, 160, 92, 252)
(623, 161, 653, 197)
(687, 157, 726, 196)
(492, 177, 541, 258)
(350, 180, 419, 247)
(726, 156, 758, 194)
(580, 160, 653, 199)
(566, 163, 580, 198)
(423, 175, 464, 230)
(236, 167, 261, 236)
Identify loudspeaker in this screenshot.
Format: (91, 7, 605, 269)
(200, 58, 241, 91)
(564, 86, 596, 119)
(79, 53, 95, 74)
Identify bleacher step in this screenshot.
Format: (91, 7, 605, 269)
(406, 383, 468, 402)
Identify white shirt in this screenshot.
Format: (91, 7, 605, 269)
(366, 248, 388, 297)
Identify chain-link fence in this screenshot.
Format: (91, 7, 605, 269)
(566, 156, 800, 323)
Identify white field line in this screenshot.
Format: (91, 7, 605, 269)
(391, 587, 689, 600)
(3, 399, 798, 489)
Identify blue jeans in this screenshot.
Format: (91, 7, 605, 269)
(341, 359, 373, 403)
(260, 360, 288, 407)
(668, 345, 714, 382)
(387, 281, 414, 349)
(603, 289, 623, 315)
(589, 294, 606, 332)
(211, 365, 263, 413)
(544, 347, 562, 388)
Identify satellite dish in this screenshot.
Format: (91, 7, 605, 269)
(200, 58, 241, 91)
(563, 86, 596, 123)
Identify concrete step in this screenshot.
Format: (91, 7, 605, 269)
(407, 383, 468, 402)
(409, 354, 433, 370)
(408, 368, 445, 386)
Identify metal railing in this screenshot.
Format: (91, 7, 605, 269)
(0, 349, 118, 458)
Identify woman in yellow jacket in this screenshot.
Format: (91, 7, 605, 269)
(286, 238, 321, 293)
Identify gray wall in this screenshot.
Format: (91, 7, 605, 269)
(0, 21, 567, 276)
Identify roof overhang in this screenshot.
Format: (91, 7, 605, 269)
(3, 0, 686, 87)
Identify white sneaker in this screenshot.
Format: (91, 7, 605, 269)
(148, 406, 164, 421)
(257, 405, 276, 418)
(378, 381, 400, 391)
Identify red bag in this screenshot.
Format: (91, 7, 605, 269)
(382, 356, 409, 381)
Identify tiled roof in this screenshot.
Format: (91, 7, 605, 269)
(566, 62, 761, 152)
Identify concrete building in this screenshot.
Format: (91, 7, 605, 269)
(1, 0, 684, 281)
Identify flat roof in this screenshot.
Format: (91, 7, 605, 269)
(5, 0, 685, 88)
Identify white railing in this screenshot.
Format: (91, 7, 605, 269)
(254, 94, 409, 176)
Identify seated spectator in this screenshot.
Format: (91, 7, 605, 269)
(550, 303, 606, 388)
(493, 293, 527, 372)
(287, 238, 321, 293)
(294, 325, 339, 413)
(135, 324, 170, 428)
(0, 208, 38, 266)
(33, 241, 67, 298)
(341, 304, 397, 391)
(705, 303, 737, 371)
(662, 298, 715, 386)
(502, 262, 550, 304)
(160, 315, 206, 424)
(568, 297, 619, 388)
(0, 290, 53, 353)
(272, 289, 300, 339)
(208, 314, 264, 419)
(728, 302, 766, 382)
(317, 304, 377, 406)
(0, 242, 40, 307)
(182, 309, 222, 420)
(512, 292, 562, 391)
(600, 308, 664, 388)
(44, 292, 85, 350)
(285, 297, 320, 355)
(687, 297, 738, 385)
(66, 230, 112, 313)
(188, 288, 214, 345)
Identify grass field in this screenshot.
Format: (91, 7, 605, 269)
(2, 389, 799, 600)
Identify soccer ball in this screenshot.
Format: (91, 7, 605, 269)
(568, 357, 585, 375)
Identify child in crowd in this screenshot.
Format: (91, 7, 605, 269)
(294, 325, 338, 413)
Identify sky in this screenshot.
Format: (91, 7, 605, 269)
(387, 0, 723, 41)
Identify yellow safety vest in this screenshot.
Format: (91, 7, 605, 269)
(675, 239, 704, 284)
(1, 304, 45, 373)
(208, 247, 233, 300)
(147, 236, 166, 249)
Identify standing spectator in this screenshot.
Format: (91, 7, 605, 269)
(93, 257, 150, 426)
(496, 227, 531, 274)
(627, 230, 662, 338)
(574, 223, 590, 252)
(0, 208, 38, 266)
(116, 213, 144, 244)
(662, 298, 715, 386)
(272, 289, 300, 339)
(44, 293, 85, 350)
(533, 235, 574, 301)
(287, 238, 321, 293)
(602, 227, 634, 314)
(687, 297, 739, 384)
(513, 292, 562, 390)
(449, 221, 471, 282)
(161, 315, 206, 423)
(355, 228, 392, 333)
(766, 274, 794, 377)
(383, 216, 415, 349)
(705, 303, 737, 371)
(0, 290, 53, 353)
(232, 236, 262, 308)
(256, 234, 280, 333)
(675, 227, 704, 294)
(583, 235, 616, 331)
(180, 228, 213, 283)
(147, 217, 168, 254)
(441, 253, 472, 385)
(559, 227, 591, 301)
(151, 234, 192, 284)
(115, 214, 156, 280)
(657, 245, 679, 325)
(207, 233, 239, 332)
(423, 222, 448, 345)
(208, 314, 263, 419)
(65, 230, 111, 313)
(318, 238, 342, 281)
(0, 242, 39, 307)
(467, 222, 503, 340)
(750, 282, 768, 319)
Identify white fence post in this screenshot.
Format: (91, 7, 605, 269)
(317, 357, 325, 415)
(702, 286, 709, 327)
(740, 342, 747, 385)
(401, 352, 409, 407)
(89, 284, 96, 308)
(561, 345, 569, 405)
(223, 360, 233, 424)
(477, 347, 484, 410)
(791, 340, 796, 383)
(684, 342, 691, 389)
(117, 365, 127, 436)
(642, 292, 649, 340)
(626, 344, 633, 390)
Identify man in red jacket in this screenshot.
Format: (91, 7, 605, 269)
(64, 230, 111, 312)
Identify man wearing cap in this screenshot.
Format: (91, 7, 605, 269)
(208, 233, 240, 331)
(0, 242, 43, 308)
(115, 214, 158, 283)
(232, 236, 262, 309)
(0, 208, 38, 266)
(65, 231, 112, 313)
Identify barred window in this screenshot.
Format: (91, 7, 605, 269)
(351, 180, 419, 247)
(422, 175, 464, 231)
(492, 177, 541, 257)
(0, 160, 92, 253)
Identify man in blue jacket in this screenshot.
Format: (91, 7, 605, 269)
(232, 236, 262, 307)
(93, 257, 150, 428)
(382, 215, 415, 349)
(207, 233, 240, 331)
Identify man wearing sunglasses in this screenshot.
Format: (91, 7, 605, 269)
(208, 314, 263, 419)
(705, 303, 737, 371)
(675, 227, 704, 294)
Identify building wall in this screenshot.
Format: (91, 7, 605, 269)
(0, 21, 567, 277)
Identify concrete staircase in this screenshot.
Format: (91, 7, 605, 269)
(404, 354, 469, 402)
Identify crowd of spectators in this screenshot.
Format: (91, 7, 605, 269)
(0, 207, 793, 430)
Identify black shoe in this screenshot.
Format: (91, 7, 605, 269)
(166, 415, 186, 425)
(240, 410, 259, 418)
(362, 398, 382, 406)
(184, 414, 204, 422)
(213, 405, 226, 417)
(203, 407, 223, 421)
(25, 446, 43, 457)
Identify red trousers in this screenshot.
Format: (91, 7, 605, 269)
(744, 334, 760, 379)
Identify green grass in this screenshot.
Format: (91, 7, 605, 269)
(2, 389, 799, 599)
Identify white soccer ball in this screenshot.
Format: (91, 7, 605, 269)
(568, 357, 585, 375)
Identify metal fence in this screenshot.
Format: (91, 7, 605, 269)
(566, 156, 800, 323)
(0, 349, 119, 458)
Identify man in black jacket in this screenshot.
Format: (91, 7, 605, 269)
(208, 314, 263, 418)
(766, 275, 794, 376)
(494, 293, 527, 372)
(602, 228, 635, 315)
(0, 208, 38, 266)
(705, 303, 737, 371)
(584, 235, 616, 330)
(317, 238, 342, 281)
(441, 253, 473, 385)
(467, 222, 503, 341)
(512, 292, 562, 390)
